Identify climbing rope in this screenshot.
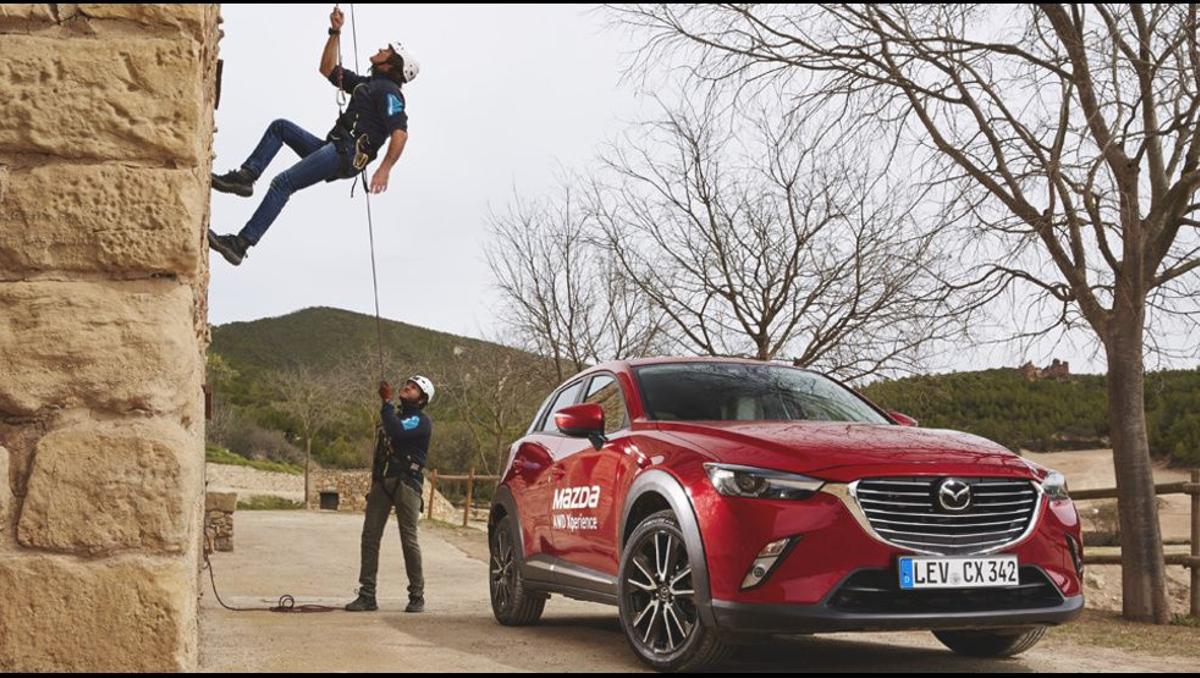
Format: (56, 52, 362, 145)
(344, 2, 386, 382)
(202, 534, 337, 613)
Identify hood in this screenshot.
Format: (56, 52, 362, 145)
(658, 420, 1035, 484)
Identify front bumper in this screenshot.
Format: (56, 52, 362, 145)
(688, 469, 1085, 611)
(712, 592, 1084, 634)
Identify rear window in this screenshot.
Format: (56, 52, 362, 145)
(635, 362, 888, 424)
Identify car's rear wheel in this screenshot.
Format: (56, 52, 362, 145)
(489, 513, 546, 625)
(618, 509, 731, 672)
(933, 626, 1047, 657)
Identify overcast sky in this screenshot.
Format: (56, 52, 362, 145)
(209, 4, 1192, 376)
(210, 4, 653, 337)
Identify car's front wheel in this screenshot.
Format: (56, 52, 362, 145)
(489, 513, 546, 625)
(618, 509, 731, 672)
(933, 626, 1047, 657)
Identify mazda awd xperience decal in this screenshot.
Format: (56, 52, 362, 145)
(551, 485, 600, 531)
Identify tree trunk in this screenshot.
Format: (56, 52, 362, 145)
(1104, 316, 1171, 623)
(304, 437, 312, 509)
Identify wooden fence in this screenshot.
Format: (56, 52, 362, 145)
(1073, 469, 1199, 617)
(426, 468, 500, 527)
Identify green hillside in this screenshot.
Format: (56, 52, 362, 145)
(207, 307, 557, 477)
(861, 367, 1200, 465)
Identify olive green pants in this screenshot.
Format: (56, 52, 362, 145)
(357, 477, 423, 599)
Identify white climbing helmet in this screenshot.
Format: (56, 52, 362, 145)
(389, 43, 420, 83)
(408, 375, 435, 404)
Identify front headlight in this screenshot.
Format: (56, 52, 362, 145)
(703, 463, 824, 500)
(1042, 470, 1070, 500)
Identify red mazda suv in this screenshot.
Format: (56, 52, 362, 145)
(488, 358, 1083, 671)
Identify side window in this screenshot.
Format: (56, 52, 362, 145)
(536, 380, 585, 433)
(584, 374, 629, 435)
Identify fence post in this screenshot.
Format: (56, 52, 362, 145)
(1191, 469, 1198, 618)
(464, 467, 476, 528)
(428, 469, 438, 521)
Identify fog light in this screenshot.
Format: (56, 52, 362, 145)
(740, 536, 799, 590)
(1066, 534, 1084, 577)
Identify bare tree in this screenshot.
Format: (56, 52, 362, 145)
(611, 3, 1200, 622)
(486, 186, 666, 381)
(274, 365, 353, 505)
(441, 341, 557, 475)
(591, 97, 957, 380)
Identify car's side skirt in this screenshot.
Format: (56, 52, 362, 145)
(523, 555, 619, 606)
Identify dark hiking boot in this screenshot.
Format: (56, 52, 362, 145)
(207, 230, 250, 266)
(211, 168, 255, 197)
(345, 593, 378, 612)
(404, 597, 424, 613)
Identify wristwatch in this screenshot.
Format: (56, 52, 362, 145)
(328, 27, 340, 35)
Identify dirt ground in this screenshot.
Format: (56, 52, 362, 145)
(199, 511, 1198, 672)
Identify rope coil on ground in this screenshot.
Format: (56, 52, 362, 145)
(203, 538, 337, 614)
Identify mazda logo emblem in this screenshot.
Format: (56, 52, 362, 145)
(937, 478, 972, 512)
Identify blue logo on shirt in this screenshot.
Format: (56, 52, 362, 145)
(386, 92, 405, 116)
(401, 415, 420, 431)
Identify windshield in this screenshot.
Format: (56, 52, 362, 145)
(635, 363, 890, 424)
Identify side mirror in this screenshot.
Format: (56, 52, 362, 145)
(889, 411, 919, 427)
(555, 403, 607, 450)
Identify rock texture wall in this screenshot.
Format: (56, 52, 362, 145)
(0, 4, 219, 671)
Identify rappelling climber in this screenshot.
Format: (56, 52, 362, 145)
(207, 6, 418, 266)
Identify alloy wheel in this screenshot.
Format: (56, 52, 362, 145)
(622, 528, 697, 655)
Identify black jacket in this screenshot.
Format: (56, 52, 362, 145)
(375, 401, 432, 491)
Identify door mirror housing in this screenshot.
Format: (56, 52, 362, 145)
(555, 403, 607, 450)
(889, 411, 919, 427)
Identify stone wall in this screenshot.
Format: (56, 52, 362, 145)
(204, 491, 236, 553)
(0, 4, 219, 672)
(308, 470, 460, 522)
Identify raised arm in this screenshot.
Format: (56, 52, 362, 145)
(319, 6, 344, 79)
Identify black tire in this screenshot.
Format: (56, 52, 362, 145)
(933, 626, 1047, 658)
(617, 509, 731, 672)
(489, 513, 546, 625)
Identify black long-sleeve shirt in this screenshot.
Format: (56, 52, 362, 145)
(377, 401, 432, 491)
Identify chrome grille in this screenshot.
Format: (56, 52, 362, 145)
(852, 477, 1040, 555)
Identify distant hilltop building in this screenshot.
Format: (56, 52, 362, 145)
(1018, 359, 1071, 382)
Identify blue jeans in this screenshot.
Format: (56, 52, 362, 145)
(237, 119, 342, 245)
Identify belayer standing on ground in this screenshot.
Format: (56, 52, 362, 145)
(345, 375, 435, 613)
(208, 6, 417, 266)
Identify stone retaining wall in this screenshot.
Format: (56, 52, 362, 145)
(0, 4, 220, 671)
(205, 491, 236, 552)
(308, 470, 460, 522)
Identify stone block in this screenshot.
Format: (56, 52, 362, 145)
(0, 164, 204, 278)
(205, 490, 237, 513)
(0, 281, 201, 417)
(77, 3, 211, 40)
(0, 34, 207, 164)
(0, 4, 73, 23)
(17, 420, 200, 555)
(0, 446, 10, 535)
(0, 554, 196, 671)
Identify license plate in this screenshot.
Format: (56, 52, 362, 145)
(898, 555, 1018, 589)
